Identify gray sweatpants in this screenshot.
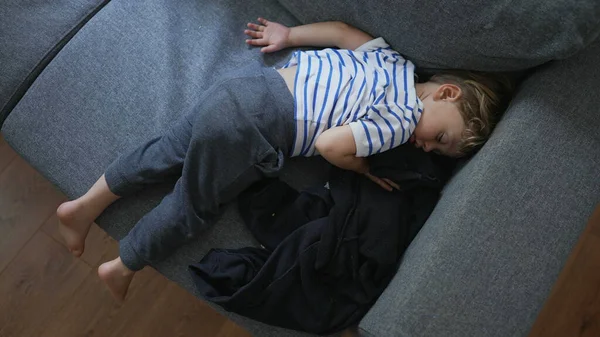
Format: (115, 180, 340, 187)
(104, 65, 295, 271)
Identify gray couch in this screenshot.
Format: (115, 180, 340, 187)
(2, 0, 599, 336)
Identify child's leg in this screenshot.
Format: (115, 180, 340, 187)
(102, 114, 194, 196)
(107, 115, 288, 270)
(58, 115, 194, 257)
(96, 66, 295, 301)
(97, 173, 190, 301)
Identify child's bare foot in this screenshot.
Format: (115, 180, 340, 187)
(57, 175, 121, 257)
(57, 199, 97, 257)
(98, 257, 135, 302)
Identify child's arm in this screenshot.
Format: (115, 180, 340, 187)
(315, 125, 367, 173)
(245, 18, 373, 53)
(316, 126, 398, 192)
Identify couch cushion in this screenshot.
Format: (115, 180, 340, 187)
(277, 0, 600, 72)
(0, 0, 109, 126)
(1, 0, 329, 335)
(358, 39, 600, 337)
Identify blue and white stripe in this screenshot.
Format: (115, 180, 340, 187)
(283, 37, 422, 157)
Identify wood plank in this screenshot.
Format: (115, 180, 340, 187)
(37, 184, 250, 335)
(528, 205, 600, 337)
(134, 281, 238, 337)
(0, 231, 90, 337)
(42, 212, 119, 268)
(37, 261, 240, 337)
(37, 265, 168, 337)
(41, 213, 247, 337)
(0, 134, 17, 177)
(0, 156, 65, 273)
(216, 320, 254, 337)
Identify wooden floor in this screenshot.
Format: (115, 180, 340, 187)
(0, 134, 251, 337)
(0, 132, 599, 337)
(528, 205, 600, 337)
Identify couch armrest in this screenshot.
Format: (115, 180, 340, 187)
(359, 38, 600, 337)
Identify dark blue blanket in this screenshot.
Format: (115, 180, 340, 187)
(189, 144, 455, 334)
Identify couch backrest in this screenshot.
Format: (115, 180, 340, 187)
(277, 0, 600, 71)
(0, 0, 110, 128)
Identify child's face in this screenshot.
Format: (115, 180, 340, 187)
(411, 84, 465, 157)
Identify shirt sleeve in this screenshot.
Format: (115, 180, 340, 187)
(348, 107, 412, 157)
(354, 37, 390, 52)
(281, 50, 299, 68)
(349, 119, 375, 157)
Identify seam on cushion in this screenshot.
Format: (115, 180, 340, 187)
(0, 0, 112, 129)
(274, 0, 303, 24)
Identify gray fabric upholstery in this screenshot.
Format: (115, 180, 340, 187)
(1, 0, 327, 335)
(277, 0, 600, 72)
(2, 0, 600, 336)
(359, 39, 600, 337)
(0, 0, 109, 126)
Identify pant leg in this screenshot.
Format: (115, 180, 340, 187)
(104, 112, 193, 197)
(119, 175, 188, 271)
(119, 66, 296, 270)
(119, 130, 285, 271)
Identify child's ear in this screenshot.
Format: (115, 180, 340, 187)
(436, 84, 462, 102)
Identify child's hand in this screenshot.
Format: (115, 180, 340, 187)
(245, 17, 290, 53)
(365, 173, 400, 192)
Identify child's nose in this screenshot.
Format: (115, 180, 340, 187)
(422, 142, 431, 152)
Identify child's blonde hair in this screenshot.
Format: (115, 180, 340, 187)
(429, 71, 514, 155)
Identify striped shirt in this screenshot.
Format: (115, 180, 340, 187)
(282, 37, 423, 157)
